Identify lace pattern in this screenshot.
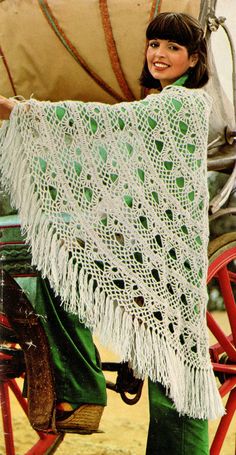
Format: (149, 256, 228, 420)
(0, 85, 224, 418)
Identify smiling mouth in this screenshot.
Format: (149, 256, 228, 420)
(153, 62, 170, 69)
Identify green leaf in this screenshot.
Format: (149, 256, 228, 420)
(90, 118, 98, 134)
(181, 225, 188, 235)
(124, 195, 133, 208)
(199, 200, 204, 210)
(84, 187, 93, 202)
(172, 98, 182, 112)
(169, 248, 177, 260)
(139, 216, 148, 229)
(197, 159, 202, 168)
(176, 177, 185, 188)
(165, 209, 173, 220)
(184, 260, 191, 271)
(74, 161, 82, 177)
(155, 140, 164, 152)
(134, 252, 143, 264)
(100, 216, 107, 226)
(187, 143, 195, 154)
(164, 161, 173, 170)
(194, 304, 200, 314)
(49, 186, 57, 201)
(152, 191, 159, 204)
(155, 234, 162, 247)
(64, 133, 73, 146)
(99, 146, 107, 162)
(56, 106, 66, 120)
(195, 236, 202, 246)
(179, 120, 188, 134)
(39, 157, 47, 173)
(118, 117, 125, 130)
(148, 116, 157, 129)
(126, 143, 133, 156)
(110, 173, 118, 183)
(137, 168, 145, 183)
(188, 191, 195, 202)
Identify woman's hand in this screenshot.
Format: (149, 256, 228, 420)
(0, 96, 16, 120)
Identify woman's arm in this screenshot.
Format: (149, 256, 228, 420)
(0, 97, 16, 120)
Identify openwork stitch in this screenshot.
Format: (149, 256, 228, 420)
(0, 85, 224, 419)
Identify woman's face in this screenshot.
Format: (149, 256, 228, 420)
(146, 39, 198, 88)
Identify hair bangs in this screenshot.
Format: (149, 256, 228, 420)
(146, 13, 193, 47)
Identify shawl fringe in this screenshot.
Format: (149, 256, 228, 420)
(0, 103, 225, 420)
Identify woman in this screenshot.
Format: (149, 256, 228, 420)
(139, 14, 215, 455)
(0, 12, 224, 454)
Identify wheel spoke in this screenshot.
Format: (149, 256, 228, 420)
(228, 271, 236, 284)
(207, 240, 236, 453)
(218, 266, 236, 347)
(0, 382, 15, 455)
(207, 312, 236, 361)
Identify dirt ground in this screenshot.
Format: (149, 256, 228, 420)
(0, 311, 235, 455)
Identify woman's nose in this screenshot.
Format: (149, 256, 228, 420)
(154, 45, 166, 58)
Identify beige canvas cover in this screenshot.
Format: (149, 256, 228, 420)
(0, 0, 234, 151)
(0, 0, 200, 102)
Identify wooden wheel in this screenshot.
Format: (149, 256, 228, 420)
(0, 223, 64, 455)
(0, 318, 64, 455)
(207, 233, 236, 454)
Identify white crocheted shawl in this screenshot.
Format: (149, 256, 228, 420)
(0, 84, 224, 419)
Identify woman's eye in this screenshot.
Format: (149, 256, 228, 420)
(169, 45, 179, 51)
(149, 42, 158, 48)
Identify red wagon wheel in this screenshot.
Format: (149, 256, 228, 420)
(0, 379, 64, 455)
(0, 363, 64, 455)
(207, 232, 236, 455)
(1, 230, 236, 454)
(0, 268, 64, 455)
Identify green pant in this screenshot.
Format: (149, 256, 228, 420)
(1, 213, 209, 452)
(25, 273, 209, 454)
(146, 380, 209, 455)
(0, 213, 106, 407)
(16, 275, 107, 406)
(14, 278, 209, 454)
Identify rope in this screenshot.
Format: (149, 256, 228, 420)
(149, 0, 162, 21)
(0, 46, 17, 96)
(99, 0, 135, 101)
(221, 23, 236, 122)
(38, 0, 126, 102)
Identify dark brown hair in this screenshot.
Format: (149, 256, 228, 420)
(140, 12, 209, 90)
